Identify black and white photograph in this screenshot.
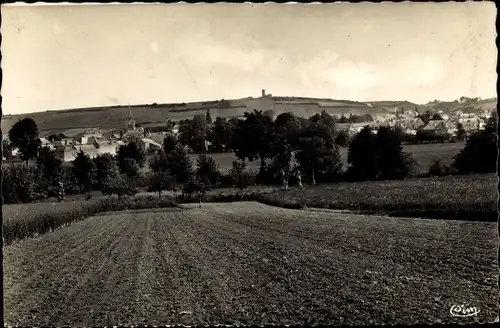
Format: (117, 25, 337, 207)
(1, 2, 498, 326)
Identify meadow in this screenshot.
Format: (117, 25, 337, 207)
(257, 173, 498, 222)
(182, 141, 466, 173)
(3, 173, 497, 246)
(3, 202, 497, 326)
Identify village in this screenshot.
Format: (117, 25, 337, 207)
(2, 97, 493, 163)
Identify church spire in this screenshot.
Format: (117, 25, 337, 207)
(127, 101, 136, 131)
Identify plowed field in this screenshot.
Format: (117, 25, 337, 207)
(4, 203, 498, 326)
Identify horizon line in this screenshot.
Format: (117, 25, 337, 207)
(2, 94, 497, 116)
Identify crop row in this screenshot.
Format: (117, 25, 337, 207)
(2, 195, 178, 245)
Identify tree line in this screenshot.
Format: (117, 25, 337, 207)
(2, 110, 497, 205)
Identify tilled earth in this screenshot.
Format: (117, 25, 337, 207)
(4, 202, 498, 326)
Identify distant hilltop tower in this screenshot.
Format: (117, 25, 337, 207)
(261, 89, 272, 98)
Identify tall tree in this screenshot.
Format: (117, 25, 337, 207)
(36, 146, 63, 196)
(347, 126, 378, 181)
(207, 117, 232, 153)
(452, 115, 497, 174)
(148, 171, 176, 202)
(456, 123, 466, 141)
(230, 160, 255, 200)
(297, 120, 342, 184)
(182, 153, 220, 206)
(92, 153, 118, 189)
(8, 117, 41, 165)
(374, 126, 411, 180)
(163, 134, 179, 154)
(178, 116, 208, 153)
(232, 110, 274, 177)
(206, 109, 213, 124)
(72, 150, 95, 197)
(116, 141, 145, 176)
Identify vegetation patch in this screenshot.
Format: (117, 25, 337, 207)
(2, 195, 178, 245)
(257, 174, 498, 222)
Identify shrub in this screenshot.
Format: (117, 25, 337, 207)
(229, 160, 256, 200)
(101, 174, 138, 201)
(428, 160, 451, 177)
(2, 164, 47, 204)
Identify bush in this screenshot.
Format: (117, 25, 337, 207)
(452, 128, 497, 174)
(2, 164, 47, 204)
(101, 174, 138, 201)
(428, 160, 451, 177)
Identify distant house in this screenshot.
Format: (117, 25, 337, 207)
(458, 117, 481, 131)
(402, 117, 425, 130)
(95, 139, 120, 156)
(423, 120, 447, 134)
(55, 146, 77, 162)
(39, 137, 54, 150)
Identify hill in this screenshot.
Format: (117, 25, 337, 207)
(362, 100, 429, 113)
(425, 97, 497, 114)
(2, 96, 392, 137)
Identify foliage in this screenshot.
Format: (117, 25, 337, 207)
(456, 123, 467, 141)
(2, 164, 46, 204)
(147, 171, 176, 200)
(375, 126, 413, 180)
(36, 146, 63, 196)
(417, 110, 432, 125)
(431, 113, 443, 120)
(229, 160, 255, 199)
(233, 110, 274, 166)
(178, 115, 208, 153)
(7, 117, 41, 164)
(116, 142, 146, 175)
(72, 150, 95, 193)
(36, 146, 63, 181)
(162, 134, 178, 154)
(335, 130, 350, 147)
(3, 195, 178, 245)
(348, 126, 412, 181)
(100, 174, 138, 200)
(2, 139, 12, 159)
(92, 153, 119, 189)
(206, 117, 233, 153)
(296, 119, 342, 184)
(452, 126, 497, 174)
(428, 160, 451, 177)
(206, 109, 213, 124)
(258, 173, 497, 222)
(181, 154, 220, 205)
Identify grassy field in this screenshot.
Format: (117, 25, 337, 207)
(258, 173, 498, 222)
(181, 142, 466, 173)
(3, 202, 497, 326)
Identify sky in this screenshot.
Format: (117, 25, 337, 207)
(1, 2, 497, 115)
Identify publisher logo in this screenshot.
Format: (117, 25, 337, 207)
(450, 304, 480, 317)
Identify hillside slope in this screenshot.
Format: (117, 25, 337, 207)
(2, 96, 391, 137)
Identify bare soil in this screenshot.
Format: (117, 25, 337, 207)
(4, 202, 497, 326)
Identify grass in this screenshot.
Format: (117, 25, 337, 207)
(257, 173, 498, 222)
(4, 173, 496, 245)
(2, 195, 178, 245)
(3, 202, 497, 326)
(179, 142, 466, 174)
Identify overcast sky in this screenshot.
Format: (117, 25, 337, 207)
(1, 2, 497, 115)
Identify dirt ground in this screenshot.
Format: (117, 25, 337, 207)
(3, 202, 497, 326)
